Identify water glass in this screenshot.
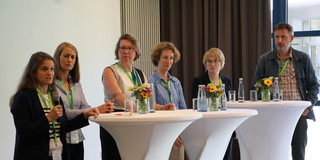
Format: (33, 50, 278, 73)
(250, 90, 257, 102)
(279, 90, 283, 101)
(192, 98, 198, 110)
(124, 99, 134, 113)
(148, 83, 155, 113)
(228, 90, 236, 102)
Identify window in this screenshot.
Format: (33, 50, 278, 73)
(272, 0, 320, 79)
(288, 0, 320, 79)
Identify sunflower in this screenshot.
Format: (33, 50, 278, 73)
(141, 91, 149, 99)
(264, 79, 272, 86)
(209, 86, 217, 92)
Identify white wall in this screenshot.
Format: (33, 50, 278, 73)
(0, 0, 120, 159)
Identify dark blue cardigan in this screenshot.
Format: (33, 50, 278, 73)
(11, 88, 89, 160)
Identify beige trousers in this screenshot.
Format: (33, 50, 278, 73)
(169, 144, 184, 160)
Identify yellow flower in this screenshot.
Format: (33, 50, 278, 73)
(210, 86, 217, 92)
(141, 91, 148, 99)
(140, 83, 150, 88)
(264, 79, 272, 86)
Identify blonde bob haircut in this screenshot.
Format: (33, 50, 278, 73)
(202, 48, 225, 69)
(151, 42, 181, 67)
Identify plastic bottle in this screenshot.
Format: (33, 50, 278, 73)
(197, 85, 207, 112)
(238, 78, 245, 103)
(148, 83, 156, 112)
(273, 77, 280, 102)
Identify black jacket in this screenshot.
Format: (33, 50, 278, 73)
(11, 88, 89, 160)
(191, 71, 232, 101)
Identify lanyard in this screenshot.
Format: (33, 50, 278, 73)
(278, 59, 290, 89)
(36, 88, 58, 142)
(278, 59, 290, 77)
(117, 62, 139, 87)
(58, 80, 74, 109)
(160, 79, 172, 102)
(209, 76, 222, 86)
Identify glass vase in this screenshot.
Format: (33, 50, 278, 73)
(208, 97, 220, 111)
(261, 90, 271, 102)
(136, 99, 149, 114)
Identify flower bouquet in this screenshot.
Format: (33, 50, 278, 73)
(205, 83, 223, 111)
(129, 83, 153, 114)
(254, 76, 275, 102)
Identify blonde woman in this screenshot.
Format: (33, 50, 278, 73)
(191, 48, 233, 160)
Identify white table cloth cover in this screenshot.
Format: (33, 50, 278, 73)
(180, 109, 258, 160)
(228, 101, 311, 160)
(89, 110, 202, 160)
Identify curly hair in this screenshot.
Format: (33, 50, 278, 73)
(151, 42, 180, 67)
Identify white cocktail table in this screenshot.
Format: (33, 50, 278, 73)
(180, 109, 258, 160)
(228, 101, 311, 160)
(89, 111, 202, 160)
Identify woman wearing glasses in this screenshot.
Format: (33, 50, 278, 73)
(100, 34, 146, 159)
(191, 47, 233, 160)
(101, 35, 177, 159)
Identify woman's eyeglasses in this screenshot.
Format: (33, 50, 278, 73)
(207, 59, 220, 64)
(119, 46, 135, 52)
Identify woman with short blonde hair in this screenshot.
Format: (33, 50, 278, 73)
(202, 48, 225, 69)
(191, 47, 233, 160)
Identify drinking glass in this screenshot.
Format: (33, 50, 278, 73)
(124, 99, 134, 113)
(192, 98, 198, 110)
(279, 90, 283, 101)
(228, 90, 236, 102)
(250, 90, 257, 102)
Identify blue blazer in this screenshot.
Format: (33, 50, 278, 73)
(191, 71, 233, 100)
(11, 88, 89, 160)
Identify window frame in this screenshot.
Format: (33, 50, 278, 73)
(272, 0, 320, 47)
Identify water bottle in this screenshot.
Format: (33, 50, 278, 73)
(238, 78, 245, 103)
(197, 85, 208, 112)
(273, 77, 280, 102)
(220, 84, 227, 110)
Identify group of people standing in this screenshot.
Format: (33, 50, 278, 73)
(10, 22, 318, 160)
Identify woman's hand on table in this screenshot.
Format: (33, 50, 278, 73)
(160, 103, 175, 110)
(97, 99, 115, 113)
(83, 108, 100, 119)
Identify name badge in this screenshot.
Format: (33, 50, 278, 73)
(71, 129, 79, 144)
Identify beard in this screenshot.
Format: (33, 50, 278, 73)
(276, 44, 290, 52)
